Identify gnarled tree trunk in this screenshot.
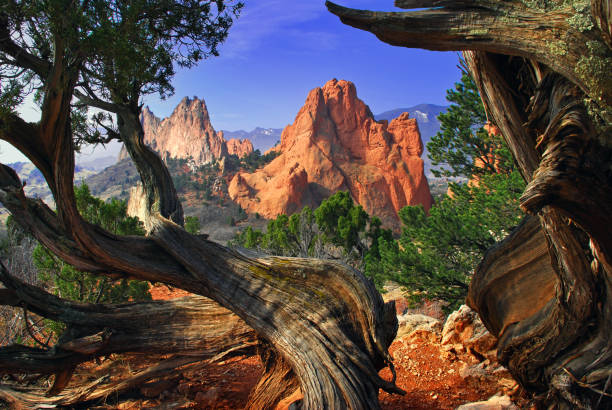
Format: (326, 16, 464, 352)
(0, 40, 402, 408)
(327, 0, 611, 407)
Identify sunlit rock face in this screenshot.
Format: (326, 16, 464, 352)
(228, 79, 432, 229)
(224, 135, 254, 158)
(118, 98, 252, 165)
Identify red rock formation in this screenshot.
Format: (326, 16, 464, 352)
(228, 79, 433, 229)
(118, 98, 253, 164)
(224, 135, 254, 158)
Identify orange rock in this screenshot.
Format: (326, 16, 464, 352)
(224, 136, 254, 158)
(228, 79, 433, 229)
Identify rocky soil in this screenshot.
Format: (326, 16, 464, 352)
(86, 285, 527, 410)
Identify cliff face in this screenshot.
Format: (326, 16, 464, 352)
(228, 79, 433, 229)
(118, 98, 252, 164)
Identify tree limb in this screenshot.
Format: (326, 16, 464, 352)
(326, 1, 611, 106)
(0, 14, 51, 78)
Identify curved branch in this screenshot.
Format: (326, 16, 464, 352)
(0, 262, 257, 377)
(73, 90, 121, 114)
(0, 114, 53, 182)
(1, 167, 402, 408)
(115, 108, 184, 229)
(326, 1, 611, 106)
(0, 14, 51, 78)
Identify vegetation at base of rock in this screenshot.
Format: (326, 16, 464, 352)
(166, 157, 219, 199)
(371, 172, 525, 312)
(224, 149, 280, 173)
(230, 191, 393, 288)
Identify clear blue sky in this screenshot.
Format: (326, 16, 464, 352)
(2, 0, 462, 163)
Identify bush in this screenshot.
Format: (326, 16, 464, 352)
(34, 184, 151, 336)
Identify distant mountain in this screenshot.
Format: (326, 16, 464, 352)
(375, 104, 449, 176)
(77, 155, 117, 172)
(4, 162, 96, 206)
(220, 127, 282, 153)
(375, 104, 448, 145)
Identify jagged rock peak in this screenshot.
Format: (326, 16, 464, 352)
(117, 97, 253, 165)
(229, 79, 433, 229)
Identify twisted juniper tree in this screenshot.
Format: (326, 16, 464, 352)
(0, 1, 401, 408)
(327, 0, 611, 408)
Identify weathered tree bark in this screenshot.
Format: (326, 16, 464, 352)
(0, 41, 402, 408)
(327, 0, 611, 407)
(0, 262, 258, 404)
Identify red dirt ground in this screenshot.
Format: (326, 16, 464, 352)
(105, 285, 519, 409)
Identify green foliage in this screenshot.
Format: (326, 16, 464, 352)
(427, 67, 515, 178)
(166, 157, 218, 198)
(371, 164, 525, 312)
(314, 192, 369, 254)
(185, 216, 201, 234)
(367, 64, 528, 311)
(231, 192, 393, 287)
(224, 150, 280, 173)
(73, 184, 146, 235)
(34, 185, 150, 313)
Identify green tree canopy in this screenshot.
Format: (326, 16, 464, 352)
(427, 66, 515, 178)
(370, 172, 525, 311)
(185, 215, 201, 235)
(35, 184, 150, 308)
(231, 191, 393, 287)
(314, 191, 369, 254)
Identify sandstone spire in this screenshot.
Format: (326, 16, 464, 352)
(228, 79, 433, 229)
(118, 97, 252, 164)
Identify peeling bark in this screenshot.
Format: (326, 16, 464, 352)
(0, 262, 257, 377)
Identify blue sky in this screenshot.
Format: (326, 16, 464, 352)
(2, 0, 462, 163)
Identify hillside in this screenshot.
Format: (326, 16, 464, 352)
(85, 155, 269, 244)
